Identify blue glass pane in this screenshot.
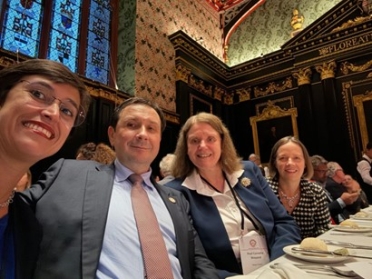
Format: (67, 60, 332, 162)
(48, 0, 82, 72)
(48, 30, 78, 71)
(90, 0, 110, 24)
(86, 0, 111, 84)
(87, 30, 109, 52)
(0, 1, 43, 57)
(51, 0, 82, 39)
(86, 47, 109, 84)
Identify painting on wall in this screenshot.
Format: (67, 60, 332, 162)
(353, 90, 372, 151)
(190, 94, 212, 115)
(250, 102, 298, 163)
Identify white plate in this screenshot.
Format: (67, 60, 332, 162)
(350, 214, 372, 220)
(333, 226, 372, 232)
(283, 244, 349, 263)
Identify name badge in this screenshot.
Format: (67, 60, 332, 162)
(239, 230, 269, 274)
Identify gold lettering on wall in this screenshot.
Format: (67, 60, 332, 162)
(319, 33, 372, 56)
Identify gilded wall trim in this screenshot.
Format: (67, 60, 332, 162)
(341, 81, 356, 149)
(292, 67, 312, 85)
(332, 16, 370, 33)
(315, 60, 337, 80)
(223, 91, 234, 105)
(236, 87, 251, 102)
(189, 75, 213, 97)
(340, 60, 372, 75)
(353, 90, 372, 151)
(176, 64, 191, 82)
(86, 86, 124, 105)
(0, 56, 16, 68)
(255, 96, 294, 116)
(254, 77, 293, 97)
(214, 86, 225, 101)
(249, 102, 298, 162)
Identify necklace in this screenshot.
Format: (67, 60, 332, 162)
(0, 190, 15, 208)
(279, 190, 300, 208)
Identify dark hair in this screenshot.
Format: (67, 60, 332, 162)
(109, 97, 166, 132)
(0, 59, 91, 114)
(367, 142, 372, 150)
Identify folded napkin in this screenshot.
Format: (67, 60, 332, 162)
(226, 263, 318, 279)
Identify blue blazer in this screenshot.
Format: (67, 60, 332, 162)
(166, 161, 301, 277)
(20, 159, 218, 279)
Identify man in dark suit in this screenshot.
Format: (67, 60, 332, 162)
(22, 97, 218, 279)
(325, 161, 360, 223)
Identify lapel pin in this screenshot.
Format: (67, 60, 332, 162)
(168, 197, 176, 203)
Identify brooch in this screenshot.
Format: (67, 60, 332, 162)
(240, 177, 251, 187)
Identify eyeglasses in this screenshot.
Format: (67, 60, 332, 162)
(20, 80, 85, 127)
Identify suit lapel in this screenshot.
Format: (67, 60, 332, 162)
(81, 164, 115, 279)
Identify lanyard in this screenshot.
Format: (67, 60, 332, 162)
(200, 173, 263, 235)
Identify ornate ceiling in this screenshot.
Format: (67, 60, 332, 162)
(205, 0, 254, 12)
(203, 0, 264, 61)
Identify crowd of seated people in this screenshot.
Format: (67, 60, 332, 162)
(6, 72, 370, 278)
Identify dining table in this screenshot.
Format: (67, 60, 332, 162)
(228, 206, 372, 279)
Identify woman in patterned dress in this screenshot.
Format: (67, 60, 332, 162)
(266, 136, 330, 239)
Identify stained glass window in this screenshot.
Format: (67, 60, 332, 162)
(85, 0, 111, 84)
(48, 0, 82, 72)
(0, 0, 114, 86)
(0, 0, 43, 57)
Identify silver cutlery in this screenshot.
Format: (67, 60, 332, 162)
(270, 263, 358, 277)
(323, 239, 372, 250)
(291, 247, 372, 259)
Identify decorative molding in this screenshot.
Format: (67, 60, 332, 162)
(176, 64, 191, 82)
(214, 86, 225, 101)
(315, 60, 337, 80)
(223, 91, 234, 105)
(249, 101, 298, 162)
(0, 56, 16, 68)
(236, 87, 251, 102)
(254, 77, 293, 97)
(332, 16, 370, 33)
(353, 89, 372, 151)
(292, 67, 312, 85)
(189, 74, 213, 97)
(255, 96, 294, 116)
(86, 86, 124, 105)
(340, 60, 372, 75)
(341, 81, 356, 149)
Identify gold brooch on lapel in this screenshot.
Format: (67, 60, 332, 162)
(168, 197, 176, 203)
(240, 177, 251, 187)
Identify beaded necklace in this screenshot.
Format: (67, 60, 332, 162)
(0, 190, 15, 208)
(279, 190, 300, 208)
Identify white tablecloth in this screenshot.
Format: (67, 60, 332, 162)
(228, 206, 372, 279)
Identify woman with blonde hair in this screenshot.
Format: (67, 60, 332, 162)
(166, 112, 300, 277)
(267, 136, 330, 239)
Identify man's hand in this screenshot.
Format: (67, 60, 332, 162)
(340, 191, 359, 205)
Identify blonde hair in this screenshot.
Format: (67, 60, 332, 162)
(171, 112, 242, 178)
(268, 136, 313, 179)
